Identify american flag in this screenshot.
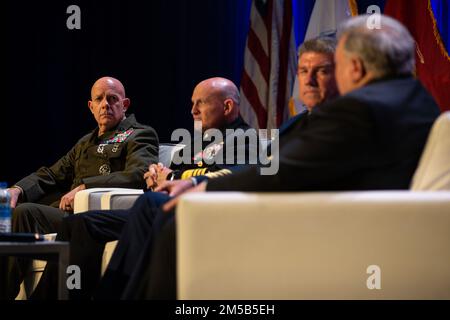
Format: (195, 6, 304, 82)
(240, 0, 297, 130)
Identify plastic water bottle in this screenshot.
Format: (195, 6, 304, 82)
(0, 182, 12, 233)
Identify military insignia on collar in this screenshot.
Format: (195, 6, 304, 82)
(203, 143, 223, 160)
(193, 142, 224, 164)
(100, 128, 134, 145)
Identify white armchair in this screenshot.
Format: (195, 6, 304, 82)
(19, 111, 450, 299)
(74, 143, 185, 213)
(176, 111, 450, 299)
(74, 188, 146, 276)
(72, 143, 185, 275)
(71, 144, 185, 276)
(16, 143, 184, 299)
(71, 112, 450, 299)
(176, 191, 450, 299)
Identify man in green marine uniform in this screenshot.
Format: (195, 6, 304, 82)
(0, 76, 159, 299)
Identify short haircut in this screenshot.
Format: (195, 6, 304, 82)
(298, 36, 337, 59)
(338, 14, 415, 77)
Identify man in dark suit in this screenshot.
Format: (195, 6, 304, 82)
(89, 37, 341, 299)
(279, 35, 339, 139)
(129, 14, 441, 299)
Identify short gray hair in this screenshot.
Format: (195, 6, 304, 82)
(298, 36, 337, 59)
(338, 14, 415, 77)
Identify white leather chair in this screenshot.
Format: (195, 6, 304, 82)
(75, 143, 185, 213)
(16, 143, 184, 299)
(91, 139, 272, 274)
(176, 112, 450, 299)
(411, 112, 450, 190)
(20, 111, 450, 299)
(176, 191, 450, 299)
(88, 143, 185, 274)
(75, 114, 450, 299)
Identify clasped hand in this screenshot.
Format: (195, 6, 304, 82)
(143, 162, 173, 191)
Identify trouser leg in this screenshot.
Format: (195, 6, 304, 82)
(123, 208, 176, 299)
(144, 215, 177, 299)
(95, 192, 171, 299)
(0, 255, 23, 300)
(12, 203, 66, 234)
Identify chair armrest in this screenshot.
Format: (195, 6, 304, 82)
(74, 188, 142, 213)
(176, 191, 450, 299)
(100, 189, 143, 210)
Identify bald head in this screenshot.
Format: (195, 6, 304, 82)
(191, 77, 240, 131)
(88, 76, 130, 135)
(199, 77, 240, 105)
(91, 77, 126, 99)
